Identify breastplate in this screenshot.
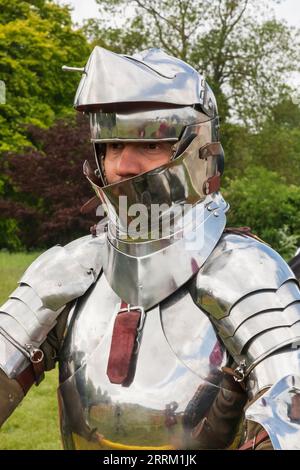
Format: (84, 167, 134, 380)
(58, 272, 229, 450)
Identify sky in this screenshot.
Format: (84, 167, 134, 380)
(57, 0, 300, 27)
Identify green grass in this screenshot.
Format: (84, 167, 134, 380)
(0, 251, 62, 450)
(0, 252, 41, 304)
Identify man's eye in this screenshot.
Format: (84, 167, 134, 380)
(146, 143, 160, 150)
(111, 143, 123, 150)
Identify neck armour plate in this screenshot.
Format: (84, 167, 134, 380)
(101, 193, 228, 310)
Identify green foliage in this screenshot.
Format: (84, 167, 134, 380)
(0, 0, 91, 152)
(277, 225, 299, 261)
(221, 121, 253, 179)
(224, 166, 300, 259)
(0, 218, 23, 251)
(0, 250, 40, 302)
(248, 98, 300, 185)
(84, 15, 149, 53)
(221, 97, 300, 184)
(90, 0, 300, 125)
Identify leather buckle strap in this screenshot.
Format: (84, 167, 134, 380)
(106, 302, 145, 386)
(203, 173, 221, 195)
(200, 142, 223, 196)
(30, 349, 45, 385)
(16, 356, 45, 395)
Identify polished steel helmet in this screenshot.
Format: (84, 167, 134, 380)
(70, 47, 225, 234)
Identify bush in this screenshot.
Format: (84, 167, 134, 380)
(0, 115, 97, 250)
(0, 218, 23, 251)
(223, 166, 300, 259)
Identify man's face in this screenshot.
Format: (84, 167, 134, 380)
(104, 142, 173, 184)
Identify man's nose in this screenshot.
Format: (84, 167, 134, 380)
(116, 145, 143, 177)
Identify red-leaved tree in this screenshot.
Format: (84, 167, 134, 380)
(0, 115, 98, 250)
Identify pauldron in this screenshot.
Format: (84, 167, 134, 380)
(0, 235, 103, 380)
(191, 232, 300, 382)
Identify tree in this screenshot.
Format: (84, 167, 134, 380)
(248, 98, 300, 185)
(0, 115, 97, 250)
(85, 0, 300, 126)
(0, 0, 91, 152)
(224, 166, 300, 259)
(220, 96, 300, 183)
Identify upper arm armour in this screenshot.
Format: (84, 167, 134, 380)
(190, 233, 300, 378)
(0, 235, 103, 379)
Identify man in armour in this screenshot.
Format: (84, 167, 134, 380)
(1, 46, 300, 450)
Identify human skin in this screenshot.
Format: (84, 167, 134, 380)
(104, 142, 173, 184)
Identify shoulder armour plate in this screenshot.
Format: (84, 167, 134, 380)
(190, 233, 300, 376)
(0, 234, 104, 378)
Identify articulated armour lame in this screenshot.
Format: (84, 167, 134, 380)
(191, 233, 300, 390)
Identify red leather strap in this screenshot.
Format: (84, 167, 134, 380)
(239, 429, 269, 450)
(16, 364, 36, 394)
(16, 357, 45, 395)
(203, 173, 221, 195)
(106, 302, 141, 386)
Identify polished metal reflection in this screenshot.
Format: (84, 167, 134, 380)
(59, 274, 120, 382)
(90, 107, 210, 142)
(191, 233, 295, 321)
(0, 298, 51, 343)
(246, 375, 300, 450)
(190, 233, 300, 376)
(160, 288, 228, 377)
(246, 323, 300, 365)
(247, 348, 300, 399)
(0, 282, 63, 379)
(0, 234, 104, 382)
(0, 333, 30, 378)
(58, 273, 232, 450)
(10, 285, 43, 314)
(74, 47, 217, 118)
(86, 135, 220, 238)
(20, 235, 103, 311)
(101, 194, 228, 310)
(217, 280, 300, 338)
(84, 135, 227, 310)
(224, 303, 300, 356)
